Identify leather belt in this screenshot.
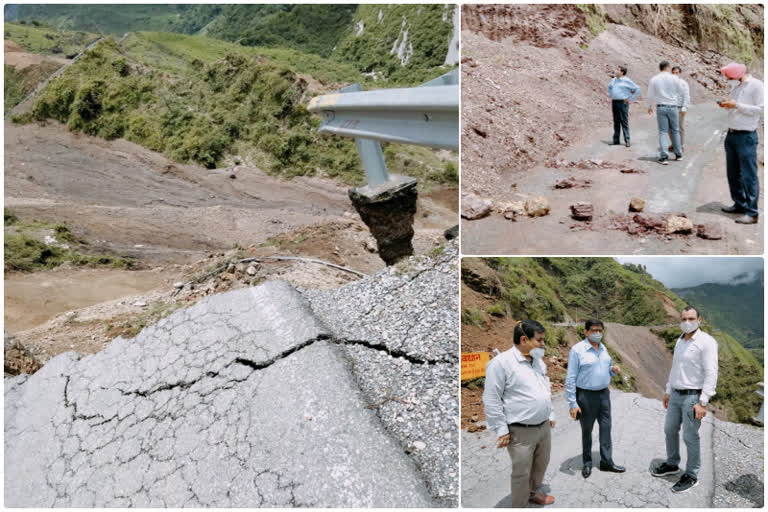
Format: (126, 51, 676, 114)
(728, 129, 755, 134)
(509, 420, 547, 428)
(673, 389, 702, 395)
(657, 104, 677, 108)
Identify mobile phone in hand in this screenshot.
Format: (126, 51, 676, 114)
(575, 411, 581, 420)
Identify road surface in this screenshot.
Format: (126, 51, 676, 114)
(462, 103, 763, 255)
(462, 390, 763, 508)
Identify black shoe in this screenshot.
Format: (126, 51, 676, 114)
(599, 461, 626, 473)
(625, 142, 631, 148)
(651, 462, 680, 477)
(735, 214, 759, 224)
(658, 157, 669, 165)
(675, 154, 683, 161)
(671, 474, 699, 493)
(721, 204, 746, 214)
(610, 141, 621, 146)
(582, 464, 592, 479)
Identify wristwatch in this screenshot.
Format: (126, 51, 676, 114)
(699, 400, 708, 407)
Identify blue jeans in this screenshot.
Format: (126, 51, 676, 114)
(664, 390, 702, 478)
(725, 130, 759, 217)
(656, 105, 681, 159)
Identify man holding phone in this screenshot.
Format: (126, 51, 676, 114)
(717, 62, 764, 225)
(651, 306, 718, 493)
(483, 320, 556, 507)
(566, 319, 625, 478)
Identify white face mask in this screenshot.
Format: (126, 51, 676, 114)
(588, 333, 603, 343)
(680, 320, 699, 334)
(728, 79, 741, 88)
(529, 347, 546, 360)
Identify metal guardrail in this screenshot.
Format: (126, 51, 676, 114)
(307, 69, 458, 186)
(754, 382, 764, 426)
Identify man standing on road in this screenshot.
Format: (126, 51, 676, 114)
(718, 62, 764, 225)
(670, 66, 691, 153)
(483, 320, 556, 507)
(566, 319, 626, 479)
(607, 65, 641, 147)
(647, 60, 686, 165)
(651, 306, 718, 493)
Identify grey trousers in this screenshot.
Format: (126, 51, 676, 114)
(506, 422, 551, 507)
(664, 390, 702, 478)
(576, 387, 613, 465)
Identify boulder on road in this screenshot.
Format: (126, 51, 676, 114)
(461, 193, 492, 220)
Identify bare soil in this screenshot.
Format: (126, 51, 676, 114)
(4, 40, 69, 69)
(5, 120, 457, 365)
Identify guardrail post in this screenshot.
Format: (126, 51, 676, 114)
(753, 382, 764, 426)
(308, 70, 458, 265)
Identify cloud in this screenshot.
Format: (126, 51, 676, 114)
(614, 257, 764, 289)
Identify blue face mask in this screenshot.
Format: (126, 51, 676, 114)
(588, 333, 603, 343)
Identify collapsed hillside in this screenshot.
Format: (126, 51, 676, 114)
(461, 257, 764, 426)
(461, 4, 764, 194)
(4, 245, 460, 507)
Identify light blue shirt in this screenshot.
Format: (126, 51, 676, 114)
(608, 76, 640, 101)
(565, 338, 616, 408)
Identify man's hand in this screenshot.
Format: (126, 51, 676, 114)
(718, 99, 737, 109)
(496, 434, 510, 449)
(663, 394, 670, 409)
(550, 420, 556, 428)
(648, 107, 654, 115)
(624, 99, 630, 104)
(693, 403, 707, 420)
(569, 406, 582, 420)
(612, 365, 621, 374)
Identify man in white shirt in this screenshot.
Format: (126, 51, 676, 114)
(670, 66, 691, 152)
(718, 62, 764, 225)
(651, 306, 718, 494)
(483, 319, 556, 507)
(647, 60, 687, 165)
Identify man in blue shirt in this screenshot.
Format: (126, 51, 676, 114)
(566, 319, 626, 478)
(607, 65, 641, 147)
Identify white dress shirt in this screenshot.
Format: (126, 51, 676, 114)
(728, 75, 764, 131)
(676, 79, 691, 112)
(483, 345, 555, 438)
(647, 71, 686, 107)
(665, 329, 719, 405)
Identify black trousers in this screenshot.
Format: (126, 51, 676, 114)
(612, 100, 630, 144)
(576, 387, 613, 466)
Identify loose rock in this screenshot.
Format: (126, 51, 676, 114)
(696, 223, 724, 240)
(666, 215, 694, 234)
(246, 266, 258, 276)
(524, 196, 550, 217)
(629, 198, 645, 212)
(570, 202, 593, 221)
(461, 192, 493, 220)
(554, 177, 592, 189)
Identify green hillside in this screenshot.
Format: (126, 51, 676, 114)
(478, 257, 686, 325)
(673, 278, 764, 358)
(462, 257, 764, 425)
(6, 5, 458, 83)
(13, 32, 457, 186)
(4, 21, 97, 56)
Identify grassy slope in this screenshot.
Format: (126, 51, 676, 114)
(5, 21, 97, 56)
(9, 5, 184, 35)
(4, 208, 132, 272)
(16, 32, 457, 186)
(461, 257, 763, 424)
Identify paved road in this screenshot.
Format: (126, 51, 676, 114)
(462, 390, 719, 508)
(462, 103, 763, 255)
(5, 248, 459, 507)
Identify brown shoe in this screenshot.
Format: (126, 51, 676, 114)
(735, 215, 758, 224)
(529, 492, 555, 505)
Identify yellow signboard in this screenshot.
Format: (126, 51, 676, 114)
(461, 352, 490, 381)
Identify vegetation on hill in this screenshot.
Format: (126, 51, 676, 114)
(674, 279, 763, 359)
(14, 33, 457, 186)
(5, 5, 186, 35)
(652, 325, 763, 423)
(5, 21, 97, 56)
(4, 208, 132, 272)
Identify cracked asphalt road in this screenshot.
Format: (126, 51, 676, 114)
(462, 390, 763, 508)
(5, 247, 459, 507)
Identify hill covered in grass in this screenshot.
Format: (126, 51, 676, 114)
(13, 32, 457, 186)
(5, 5, 459, 83)
(461, 257, 763, 424)
(674, 277, 764, 361)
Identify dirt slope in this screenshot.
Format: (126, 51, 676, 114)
(461, 4, 762, 196)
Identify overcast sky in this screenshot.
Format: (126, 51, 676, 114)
(615, 257, 764, 288)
